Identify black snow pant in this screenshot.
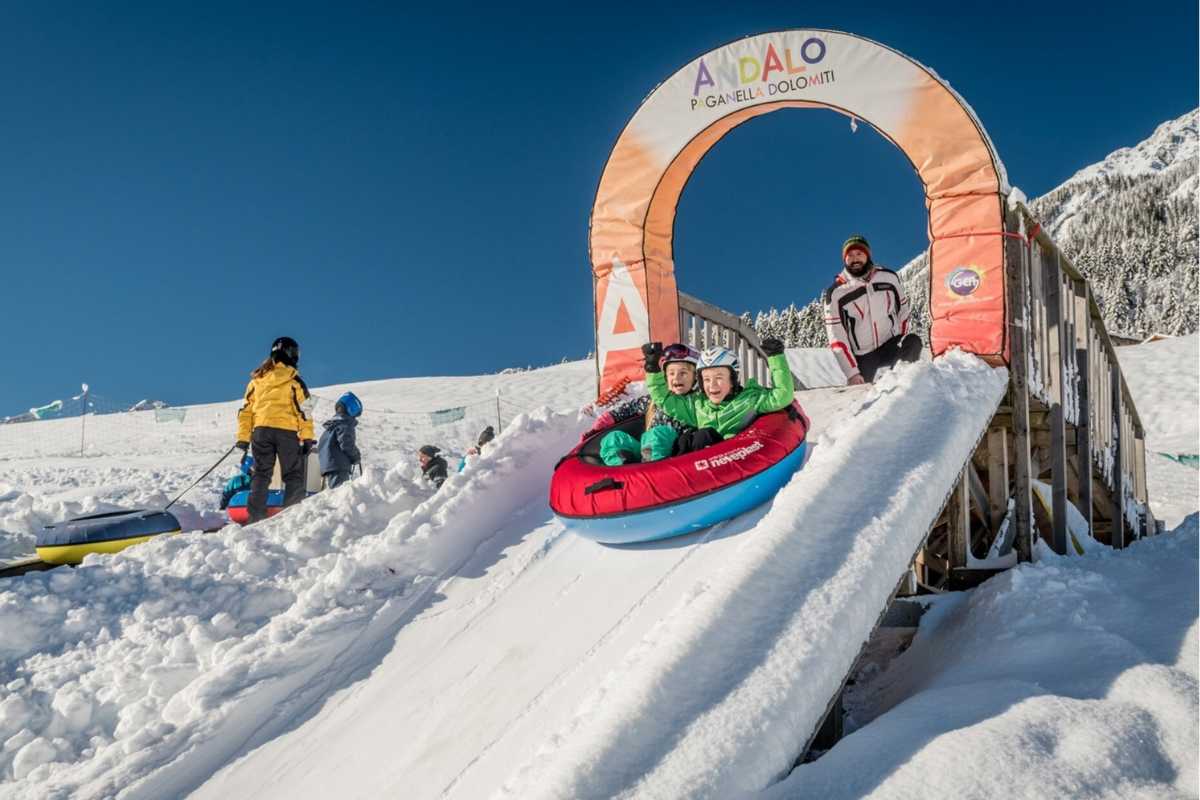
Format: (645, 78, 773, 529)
(674, 427, 723, 456)
(324, 470, 352, 489)
(248, 426, 305, 523)
(856, 333, 922, 383)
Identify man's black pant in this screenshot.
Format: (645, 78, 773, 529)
(248, 426, 305, 523)
(857, 333, 923, 383)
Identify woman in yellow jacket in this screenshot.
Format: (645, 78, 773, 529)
(235, 336, 316, 523)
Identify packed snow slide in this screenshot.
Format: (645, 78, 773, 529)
(188, 352, 1007, 800)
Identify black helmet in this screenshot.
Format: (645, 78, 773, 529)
(271, 336, 300, 367)
(477, 426, 495, 447)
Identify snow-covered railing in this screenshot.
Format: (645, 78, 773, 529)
(678, 292, 805, 389)
(1002, 202, 1153, 556)
(922, 203, 1155, 590)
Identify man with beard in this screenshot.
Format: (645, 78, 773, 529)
(822, 234, 922, 385)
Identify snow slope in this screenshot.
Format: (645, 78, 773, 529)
(191, 352, 1005, 800)
(0, 352, 1007, 799)
(1, 336, 1194, 800)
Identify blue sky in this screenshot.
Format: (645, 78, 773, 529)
(2, 1, 1196, 413)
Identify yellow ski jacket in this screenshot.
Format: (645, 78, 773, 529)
(236, 363, 315, 442)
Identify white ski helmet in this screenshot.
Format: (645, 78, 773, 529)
(698, 346, 740, 375)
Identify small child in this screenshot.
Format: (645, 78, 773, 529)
(458, 425, 497, 472)
(469, 425, 495, 456)
(419, 445, 449, 488)
(644, 338, 794, 452)
(318, 392, 363, 489)
(585, 343, 700, 466)
(220, 455, 254, 509)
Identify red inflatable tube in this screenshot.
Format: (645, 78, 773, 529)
(551, 402, 810, 519)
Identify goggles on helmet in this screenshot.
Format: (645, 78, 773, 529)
(659, 343, 700, 368)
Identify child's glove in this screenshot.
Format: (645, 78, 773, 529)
(642, 342, 664, 373)
(761, 337, 785, 357)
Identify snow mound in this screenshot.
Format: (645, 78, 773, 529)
(0, 407, 581, 799)
(764, 517, 1199, 800)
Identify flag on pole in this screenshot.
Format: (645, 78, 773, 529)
(29, 400, 64, 420)
(154, 408, 187, 423)
(429, 406, 466, 426)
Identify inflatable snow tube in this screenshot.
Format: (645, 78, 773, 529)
(550, 402, 809, 544)
(37, 509, 182, 565)
(225, 489, 286, 524)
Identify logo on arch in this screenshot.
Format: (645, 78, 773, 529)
(945, 266, 984, 297)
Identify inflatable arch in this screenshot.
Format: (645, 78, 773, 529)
(590, 29, 1011, 395)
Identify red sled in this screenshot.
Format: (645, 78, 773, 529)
(550, 402, 809, 544)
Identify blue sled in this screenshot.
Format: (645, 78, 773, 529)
(557, 440, 807, 545)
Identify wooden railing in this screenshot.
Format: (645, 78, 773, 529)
(677, 292, 806, 390)
(1009, 201, 1152, 551)
(918, 202, 1156, 589)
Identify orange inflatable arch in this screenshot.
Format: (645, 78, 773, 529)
(590, 29, 1011, 395)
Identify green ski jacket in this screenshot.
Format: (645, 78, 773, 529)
(647, 353, 794, 439)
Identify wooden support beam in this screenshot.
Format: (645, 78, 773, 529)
(1135, 435, 1152, 538)
(1111, 367, 1125, 549)
(1091, 473, 1118, 521)
(966, 462, 993, 535)
(986, 427, 1009, 531)
(1043, 252, 1069, 556)
(1004, 208, 1035, 563)
(947, 469, 969, 570)
(991, 410, 1050, 430)
(1074, 281, 1094, 538)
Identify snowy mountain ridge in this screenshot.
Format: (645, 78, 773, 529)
(1064, 111, 1198, 188)
(754, 108, 1200, 345)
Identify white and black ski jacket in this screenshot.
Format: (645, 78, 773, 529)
(822, 265, 911, 380)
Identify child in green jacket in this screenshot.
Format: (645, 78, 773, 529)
(644, 337, 793, 452)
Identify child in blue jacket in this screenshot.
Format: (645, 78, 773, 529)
(318, 392, 363, 488)
(220, 455, 254, 509)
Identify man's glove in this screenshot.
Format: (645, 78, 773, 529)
(235, 441, 249, 452)
(642, 342, 664, 373)
(301, 439, 316, 455)
(761, 337, 785, 357)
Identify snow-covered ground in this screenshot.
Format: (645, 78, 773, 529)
(1118, 333, 1200, 528)
(0, 338, 1195, 799)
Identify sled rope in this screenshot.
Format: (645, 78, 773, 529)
(165, 444, 238, 511)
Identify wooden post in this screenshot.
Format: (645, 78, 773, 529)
(79, 383, 89, 456)
(1043, 251, 1069, 555)
(1135, 432, 1149, 537)
(1004, 209, 1034, 562)
(948, 468, 969, 570)
(987, 427, 1009, 531)
(1110, 366, 1125, 549)
(1073, 281, 1093, 537)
